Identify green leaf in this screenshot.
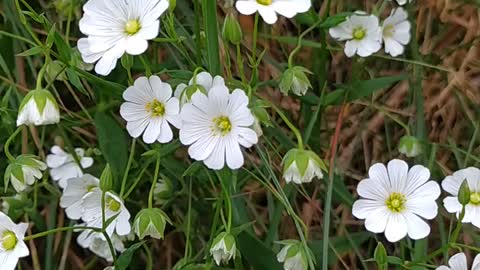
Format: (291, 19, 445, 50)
(66, 67, 89, 96)
(54, 32, 72, 62)
(94, 112, 128, 191)
(237, 232, 282, 270)
(16, 46, 44, 57)
(203, 0, 220, 75)
(115, 241, 145, 270)
(46, 25, 56, 49)
(320, 12, 352, 28)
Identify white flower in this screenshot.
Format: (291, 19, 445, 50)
(382, 8, 411, 57)
(46, 145, 94, 188)
(60, 174, 99, 220)
(329, 13, 382, 57)
(77, 230, 125, 262)
(235, 0, 311, 25)
(436, 252, 480, 270)
(442, 167, 480, 228)
(210, 232, 236, 266)
(174, 71, 226, 105)
(282, 149, 325, 184)
(352, 159, 440, 242)
(17, 89, 60, 126)
(81, 189, 131, 236)
(179, 85, 258, 170)
(120, 76, 181, 144)
(277, 241, 308, 270)
(0, 212, 29, 270)
(77, 0, 169, 75)
(6, 155, 46, 193)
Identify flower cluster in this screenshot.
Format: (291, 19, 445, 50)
(120, 73, 259, 170)
(329, 8, 411, 57)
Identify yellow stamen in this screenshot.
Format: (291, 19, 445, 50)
(125, 19, 141, 35)
(1, 231, 17, 250)
(212, 116, 232, 136)
(353, 28, 366, 40)
(257, 0, 272, 5)
(385, 192, 406, 213)
(145, 99, 166, 117)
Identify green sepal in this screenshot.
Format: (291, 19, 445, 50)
(305, 150, 328, 172)
(223, 233, 235, 252)
(211, 231, 228, 247)
(295, 150, 310, 177)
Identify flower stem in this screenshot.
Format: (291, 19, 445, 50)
(449, 205, 466, 244)
(287, 19, 323, 68)
(148, 154, 161, 208)
(24, 226, 101, 241)
(36, 61, 49, 91)
(250, 13, 260, 86)
(4, 127, 23, 162)
(269, 102, 304, 149)
(120, 139, 136, 198)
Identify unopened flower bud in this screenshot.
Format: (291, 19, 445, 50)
(398, 136, 422, 158)
(133, 208, 170, 239)
(277, 240, 309, 270)
(99, 164, 113, 192)
(16, 89, 60, 126)
(210, 232, 236, 265)
(5, 155, 46, 192)
(222, 13, 243, 45)
(279, 66, 312, 96)
(458, 180, 471, 206)
(282, 149, 326, 184)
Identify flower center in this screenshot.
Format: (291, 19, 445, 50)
(212, 116, 232, 136)
(256, 0, 272, 5)
(385, 192, 406, 213)
(383, 24, 394, 38)
(86, 185, 97, 192)
(125, 19, 141, 35)
(106, 196, 121, 212)
(145, 99, 165, 117)
(352, 27, 366, 40)
(1, 230, 17, 251)
(470, 192, 480, 205)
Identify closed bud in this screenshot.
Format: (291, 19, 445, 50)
(279, 66, 312, 96)
(100, 164, 113, 192)
(5, 155, 46, 193)
(458, 180, 471, 206)
(222, 13, 243, 45)
(168, 0, 176, 12)
(398, 136, 422, 158)
(17, 89, 60, 126)
(133, 208, 170, 239)
(210, 232, 236, 265)
(282, 149, 327, 184)
(374, 242, 387, 268)
(277, 240, 309, 270)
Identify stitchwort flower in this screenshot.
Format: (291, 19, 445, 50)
(0, 212, 29, 270)
(235, 0, 311, 25)
(352, 159, 440, 242)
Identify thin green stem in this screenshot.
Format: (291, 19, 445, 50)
(148, 155, 161, 208)
(288, 19, 323, 68)
(123, 163, 150, 200)
(24, 226, 101, 241)
(120, 139, 136, 198)
(36, 62, 49, 90)
(4, 127, 23, 162)
(250, 13, 260, 86)
(269, 102, 304, 149)
(449, 205, 465, 244)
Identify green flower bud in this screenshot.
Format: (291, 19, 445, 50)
(17, 89, 60, 126)
(210, 232, 236, 265)
(282, 149, 327, 184)
(4, 155, 46, 193)
(374, 242, 388, 268)
(276, 240, 309, 270)
(133, 208, 170, 239)
(398, 136, 422, 158)
(169, 0, 176, 12)
(279, 66, 312, 96)
(222, 13, 243, 45)
(100, 164, 113, 192)
(458, 180, 471, 206)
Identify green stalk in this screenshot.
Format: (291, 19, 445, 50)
(148, 155, 161, 208)
(203, 0, 220, 75)
(24, 226, 102, 240)
(4, 127, 23, 162)
(120, 139, 136, 198)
